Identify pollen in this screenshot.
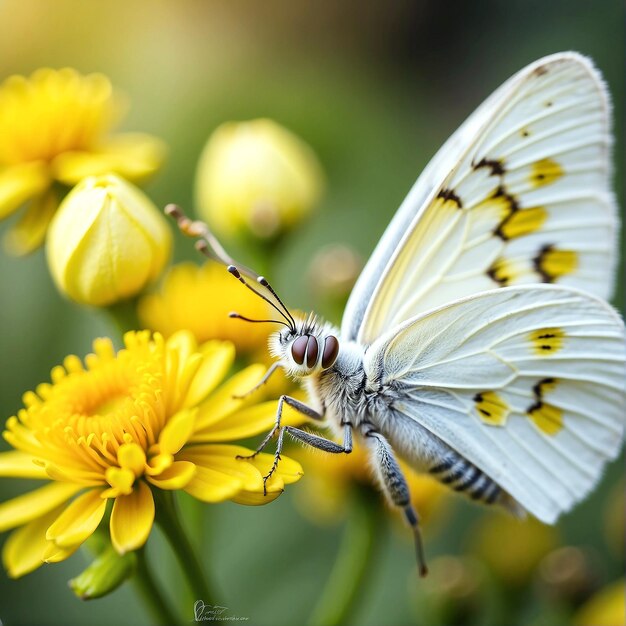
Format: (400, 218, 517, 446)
(3, 332, 172, 488)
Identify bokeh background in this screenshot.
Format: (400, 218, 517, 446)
(0, 1, 623, 625)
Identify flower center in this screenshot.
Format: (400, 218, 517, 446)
(6, 336, 168, 478)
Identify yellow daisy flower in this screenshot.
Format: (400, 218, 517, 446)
(0, 68, 166, 254)
(0, 330, 302, 578)
(138, 260, 279, 354)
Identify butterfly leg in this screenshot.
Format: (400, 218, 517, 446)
(363, 428, 428, 576)
(237, 395, 351, 492)
(232, 361, 283, 399)
(264, 421, 353, 494)
(236, 394, 328, 462)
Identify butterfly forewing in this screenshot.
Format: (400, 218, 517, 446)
(364, 286, 625, 523)
(343, 53, 616, 346)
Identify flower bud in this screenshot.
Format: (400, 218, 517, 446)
(46, 174, 171, 306)
(195, 119, 324, 240)
(69, 543, 136, 600)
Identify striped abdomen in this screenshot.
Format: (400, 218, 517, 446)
(429, 453, 502, 505)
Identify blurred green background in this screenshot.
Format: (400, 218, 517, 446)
(0, 1, 623, 625)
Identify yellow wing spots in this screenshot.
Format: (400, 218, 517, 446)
(530, 158, 564, 188)
(474, 391, 510, 426)
(528, 402, 563, 435)
(498, 206, 548, 240)
(481, 186, 545, 241)
(527, 378, 562, 436)
(534, 245, 578, 282)
(473, 157, 506, 176)
(487, 257, 519, 286)
(529, 327, 565, 356)
(435, 188, 463, 210)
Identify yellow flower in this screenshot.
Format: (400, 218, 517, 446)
(574, 578, 625, 626)
(469, 513, 558, 586)
(46, 174, 172, 306)
(138, 260, 278, 353)
(294, 444, 448, 527)
(195, 119, 324, 240)
(0, 331, 302, 578)
(0, 68, 165, 255)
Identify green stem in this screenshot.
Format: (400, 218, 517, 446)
(133, 547, 182, 626)
(154, 490, 217, 612)
(105, 297, 141, 337)
(308, 487, 383, 626)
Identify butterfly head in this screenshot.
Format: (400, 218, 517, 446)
(223, 264, 339, 377)
(270, 314, 340, 377)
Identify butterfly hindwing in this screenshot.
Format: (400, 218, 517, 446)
(364, 286, 625, 523)
(343, 53, 616, 346)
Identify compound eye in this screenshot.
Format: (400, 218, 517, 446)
(306, 336, 319, 368)
(322, 336, 339, 369)
(291, 336, 308, 365)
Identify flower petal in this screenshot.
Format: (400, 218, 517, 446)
(52, 133, 166, 185)
(232, 452, 304, 506)
(178, 445, 263, 491)
(0, 482, 81, 532)
(159, 408, 197, 455)
(104, 467, 135, 496)
(231, 487, 283, 506)
(2, 507, 64, 578)
(110, 481, 155, 554)
(193, 364, 266, 432)
(192, 400, 304, 442)
(0, 162, 49, 219)
(252, 452, 304, 486)
(183, 341, 235, 408)
(0, 450, 48, 479)
(183, 467, 243, 503)
(117, 442, 146, 477)
(46, 489, 107, 548)
(146, 461, 196, 490)
(43, 541, 80, 563)
(3, 189, 58, 255)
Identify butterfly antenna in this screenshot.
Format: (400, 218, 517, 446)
(165, 204, 235, 268)
(166, 204, 296, 331)
(226, 265, 295, 331)
(257, 276, 296, 329)
(229, 312, 291, 328)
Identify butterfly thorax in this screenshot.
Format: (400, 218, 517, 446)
(302, 340, 387, 435)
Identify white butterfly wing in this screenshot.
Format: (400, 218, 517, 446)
(364, 286, 626, 523)
(342, 52, 617, 346)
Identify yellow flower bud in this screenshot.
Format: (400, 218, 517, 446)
(195, 119, 324, 240)
(46, 174, 171, 306)
(69, 543, 136, 600)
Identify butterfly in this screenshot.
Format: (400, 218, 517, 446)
(168, 51, 625, 576)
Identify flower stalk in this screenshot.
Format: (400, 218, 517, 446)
(308, 487, 383, 626)
(133, 546, 183, 626)
(154, 489, 217, 615)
